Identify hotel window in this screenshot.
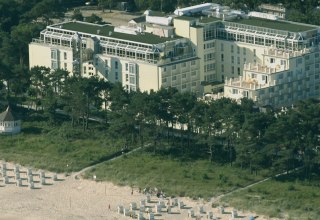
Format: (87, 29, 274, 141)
(84, 66, 86, 74)
(129, 76, 136, 84)
(129, 64, 135, 74)
(182, 73, 186, 78)
(125, 63, 128, 71)
(162, 78, 167, 83)
(237, 57, 240, 65)
(64, 52, 67, 60)
(51, 61, 58, 69)
(172, 64, 176, 70)
(191, 71, 196, 76)
(232, 89, 238, 94)
(51, 49, 58, 59)
(182, 84, 187, 89)
(237, 67, 240, 75)
(126, 74, 129, 82)
(270, 58, 275, 63)
(191, 60, 196, 65)
(192, 82, 196, 87)
(237, 46, 240, 54)
(221, 64, 224, 73)
(172, 75, 177, 81)
(231, 56, 234, 64)
(115, 61, 118, 69)
(221, 54, 224, 62)
(115, 72, 118, 80)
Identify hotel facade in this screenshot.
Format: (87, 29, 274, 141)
(29, 3, 320, 107)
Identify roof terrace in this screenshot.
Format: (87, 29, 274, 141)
(52, 21, 179, 45)
(233, 18, 316, 32)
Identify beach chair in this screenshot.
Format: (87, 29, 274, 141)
(199, 206, 205, 214)
(158, 200, 165, 208)
(188, 209, 195, 218)
(130, 202, 137, 211)
(178, 201, 184, 209)
(117, 205, 123, 214)
(155, 204, 161, 214)
(137, 212, 144, 220)
(140, 199, 146, 207)
(148, 212, 154, 220)
(123, 208, 130, 216)
(219, 206, 225, 214)
(29, 181, 35, 189)
(41, 177, 46, 185)
(16, 179, 22, 187)
(232, 209, 238, 218)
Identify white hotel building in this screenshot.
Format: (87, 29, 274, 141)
(29, 3, 320, 107)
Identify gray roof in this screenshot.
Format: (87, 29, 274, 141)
(0, 106, 16, 122)
(131, 16, 146, 23)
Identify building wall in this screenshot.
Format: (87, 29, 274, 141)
(29, 43, 74, 73)
(90, 54, 160, 92)
(224, 49, 320, 107)
(160, 58, 201, 93)
(0, 120, 21, 134)
(174, 19, 192, 38)
(214, 40, 266, 81)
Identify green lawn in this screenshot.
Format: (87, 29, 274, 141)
(221, 172, 320, 219)
(84, 149, 268, 199)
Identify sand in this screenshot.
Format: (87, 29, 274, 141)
(0, 161, 269, 220)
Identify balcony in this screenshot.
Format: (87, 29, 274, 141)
(243, 63, 285, 74)
(225, 76, 276, 90)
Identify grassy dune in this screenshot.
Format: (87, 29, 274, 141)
(0, 113, 123, 173)
(221, 172, 320, 219)
(85, 149, 267, 199)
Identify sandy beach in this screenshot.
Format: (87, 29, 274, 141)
(0, 161, 268, 220)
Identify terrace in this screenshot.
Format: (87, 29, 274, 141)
(233, 18, 316, 33)
(52, 21, 180, 45)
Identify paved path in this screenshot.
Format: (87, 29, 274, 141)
(73, 144, 150, 179)
(211, 167, 302, 202)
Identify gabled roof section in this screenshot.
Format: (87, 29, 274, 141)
(0, 106, 16, 122)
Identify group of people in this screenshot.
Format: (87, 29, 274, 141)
(142, 187, 166, 198)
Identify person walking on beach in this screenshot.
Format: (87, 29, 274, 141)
(108, 204, 110, 210)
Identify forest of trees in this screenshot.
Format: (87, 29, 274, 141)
(11, 64, 320, 180)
